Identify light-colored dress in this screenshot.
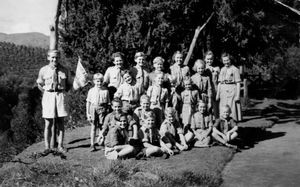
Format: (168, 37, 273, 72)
(218, 65, 242, 121)
(180, 90, 199, 126)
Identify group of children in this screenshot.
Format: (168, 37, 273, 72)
(86, 51, 241, 160)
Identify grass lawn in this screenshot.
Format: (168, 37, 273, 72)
(0, 125, 235, 186)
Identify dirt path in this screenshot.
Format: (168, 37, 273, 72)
(222, 121, 300, 187)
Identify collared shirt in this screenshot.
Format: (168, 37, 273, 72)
(191, 112, 211, 130)
(219, 65, 241, 84)
(86, 87, 110, 105)
(102, 112, 137, 136)
(133, 107, 152, 126)
(147, 85, 168, 105)
(36, 64, 71, 91)
(130, 65, 149, 93)
(170, 64, 190, 87)
(114, 82, 140, 102)
(191, 74, 212, 98)
(104, 66, 123, 88)
(181, 90, 199, 105)
(214, 117, 237, 133)
(138, 126, 160, 146)
(160, 119, 183, 137)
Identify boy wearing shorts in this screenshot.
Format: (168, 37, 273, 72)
(36, 50, 72, 154)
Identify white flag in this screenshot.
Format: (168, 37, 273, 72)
(73, 57, 88, 90)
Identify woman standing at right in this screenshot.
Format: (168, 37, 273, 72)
(216, 53, 242, 122)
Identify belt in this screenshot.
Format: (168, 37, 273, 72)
(122, 100, 138, 104)
(221, 81, 236, 85)
(46, 89, 64, 92)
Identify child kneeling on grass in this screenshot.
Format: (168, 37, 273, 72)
(190, 101, 213, 148)
(212, 105, 238, 149)
(104, 113, 138, 160)
(136, 111, 173, 159)
(160, 107, 190, 152)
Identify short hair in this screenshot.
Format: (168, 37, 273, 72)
(172, 51, 183, 62)
(183, 77, 192, 85)
(93, 73, 104, 80)
(192, 59, 206, 72)
(204, 50, 214, 58)
(164, 107, 176, 118)
(198, 100, 207, 108)
(140, 95, 150, 103)
(122, 70, 132, 78)
(144, 111, 156, 119)
(111, 52, 123, 61)
(221, 52, 231, 60)
(134, 52, 145, 60)
(112, 98, 122, 106)
(47, 49, 60, 56)
(222, 104, 232, 113)
(153, 56, 164, 65)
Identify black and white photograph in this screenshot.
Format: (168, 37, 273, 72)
(0, 0, 300, 186)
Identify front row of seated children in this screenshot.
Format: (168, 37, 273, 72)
(89, 96, 238, 160)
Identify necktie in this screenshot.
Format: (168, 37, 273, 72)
(52, 67, 58, 91)
(178, 66, 183, 86)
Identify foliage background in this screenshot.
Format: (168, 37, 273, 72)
(0, 0, 300, 166)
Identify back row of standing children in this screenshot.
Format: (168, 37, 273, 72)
(86, 50, 241, 159)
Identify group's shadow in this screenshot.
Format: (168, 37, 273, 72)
(235, 101, 300, 150)
(67, 137, 91, 151)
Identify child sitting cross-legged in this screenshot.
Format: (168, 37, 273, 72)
(104, 113, 137, 160)
(212, 105, 238, 149)
(190, 101, 213, 148)
(136, 111, 173, 159)
(160, 107, 189, 152)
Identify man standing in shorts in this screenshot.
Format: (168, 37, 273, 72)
(37, 50, 71, 154)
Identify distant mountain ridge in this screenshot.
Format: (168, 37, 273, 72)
(0, 32, 49, 49)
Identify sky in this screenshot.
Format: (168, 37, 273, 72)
(0, 0, 58, 35)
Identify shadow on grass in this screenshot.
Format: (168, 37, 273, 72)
(67, 143, 91, 151)
(68, 137, 90, 144)
(235, 128, 286, 150)
(235, 101, 300, 150)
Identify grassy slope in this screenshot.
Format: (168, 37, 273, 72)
(0, 126, 234, 187)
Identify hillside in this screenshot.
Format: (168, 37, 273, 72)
(0, 32, 49, 49)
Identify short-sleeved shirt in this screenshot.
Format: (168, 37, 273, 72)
(191, 112, 211, 130)
(36, 64, 71, 91)
(104, 66, 123, 88)
(191, 74, 212, 98)
(147, 85, 169, 105)
(105, 125, 129, 147)
(102, 112, 137, 137)
(114, 82, 140, 102)
(86, 87, 110, 105)
(138, 126, 161, 146)
(218, 65, 241, 84)
(160, 119, 183, 137)
(214, 118, 237, 133)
